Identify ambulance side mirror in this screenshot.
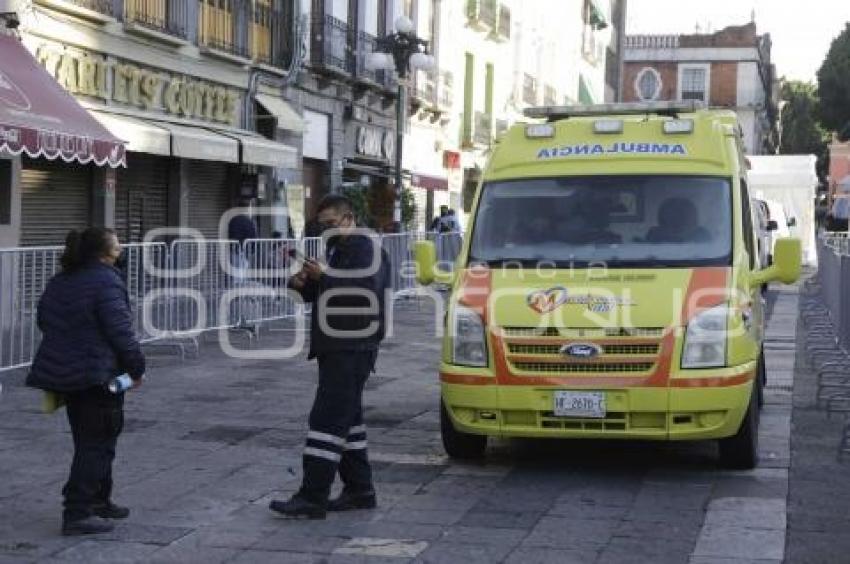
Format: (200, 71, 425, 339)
(750, 238, 801, 288)
(414, 241, 454, 286)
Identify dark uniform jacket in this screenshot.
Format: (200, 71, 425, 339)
(27, 262, 145, 392)
(292, 233, 390, 359)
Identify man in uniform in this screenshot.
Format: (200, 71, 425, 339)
(270, 194, 390, 519)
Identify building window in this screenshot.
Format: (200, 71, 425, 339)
(124, 0, 189, 38)
(634, 67, 661, 101)
(678, 64, 710, 103)
(199, 0, 251, 58)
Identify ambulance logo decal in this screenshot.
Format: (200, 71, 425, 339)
(527, 286, 568, 314)
(536, 142, 687, 160)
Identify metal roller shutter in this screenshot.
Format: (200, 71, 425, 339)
(20, 157, 92, 246)
(186, 160, 231, 239)
(115, 153, 170, 243)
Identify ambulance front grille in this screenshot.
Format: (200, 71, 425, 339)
(500, 326, 664, 376)
(512, 361, 655, 374)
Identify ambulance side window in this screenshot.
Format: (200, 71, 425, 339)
(740, 180, 756, 270)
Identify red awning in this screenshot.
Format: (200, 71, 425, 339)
(411, 172, 448, 191)
(0, 33, 125, 167)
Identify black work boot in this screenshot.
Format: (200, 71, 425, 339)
(62, 516, 115, 536)
(269, 494, 326, 520)
(328, 489, 377, 512)
(93, 501, 130, 520)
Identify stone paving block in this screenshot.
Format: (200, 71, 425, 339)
(689, 558, 782, 564)
(252, 529, 352, 555)
(227, 549, 324, 563)
(596, 536, 693, 564)
(701, 497, 786, 530)
(437, 526, 528, 547)
(692, 526, 785, 560)
(148, 541, 237, 564)
(376, 508, 464, 526)
(458, 509, 545, 529)
(503, 546, 602, 564)
(333, 537, 428, 558)
(522, 516, 618, 549)
(615, 516, 702, 543)
(547, 500, 630, 521)
(97, 523, 193, 546)
(412, 540, 516, 563)
(46, 540, 161, 563)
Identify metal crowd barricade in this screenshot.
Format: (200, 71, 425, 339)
(122, 242, 169, 343)
(238, 238, 300, 326)
(0, 245, 63, 373)
(163, 239, 242, 337)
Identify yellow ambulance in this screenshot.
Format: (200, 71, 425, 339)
(414, 101, 801, 469)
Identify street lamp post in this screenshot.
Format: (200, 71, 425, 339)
(366, 16, 435, 232)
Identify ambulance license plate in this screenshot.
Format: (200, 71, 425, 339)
(553, 391, 606, 418)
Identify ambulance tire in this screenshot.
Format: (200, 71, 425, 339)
(757, 350, 766, 408)
(440, 401, 487, 460)
(718, 381, 760, 469)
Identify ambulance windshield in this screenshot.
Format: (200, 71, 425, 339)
(468, 175, 732, 268)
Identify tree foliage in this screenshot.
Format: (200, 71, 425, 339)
(779, 80, 829, 178)
(816, 22, 850, 139)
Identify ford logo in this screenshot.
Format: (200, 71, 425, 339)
(560, 343, 602, 359)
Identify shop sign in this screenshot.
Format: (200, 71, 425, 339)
(35, 45, 240, 126)
(356, 125, 394, 161)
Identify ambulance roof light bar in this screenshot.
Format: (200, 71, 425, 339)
(523, 100, 705, 121)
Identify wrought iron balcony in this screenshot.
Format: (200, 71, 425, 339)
(311, 13, 353, 75)
(354, 31, 378, 84)
(413, 71, 437, 106)
(467, 0, 497, 31)
(251, 0, 293, 67)
(124, 0, 189, 39)
(198, 0, 252, 59)
(57, 0, 114, 15)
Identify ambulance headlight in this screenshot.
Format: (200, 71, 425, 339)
(450, 305, 488, 367)
(682, 304, 728, 369)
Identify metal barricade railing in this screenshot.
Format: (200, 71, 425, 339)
(0, 231, 466, 373)
(0, 246, 63, 373)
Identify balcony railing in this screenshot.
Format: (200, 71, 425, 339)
(354, 31, 378, 84)
(251, 0, 291, 67)
(125, 0, 189, 39)
(199, 0, 252, 59)
(467, 0, 497, 30)
(311, 13, 353, 75)
(413, 71, 436, 105)
(522, 73, 537, 105)
(65, 0, 114, 15)
(473, 111, 492, 145)
(437, 70, 453, 109)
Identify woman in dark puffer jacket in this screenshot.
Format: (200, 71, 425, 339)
(27, 227, 145, 536)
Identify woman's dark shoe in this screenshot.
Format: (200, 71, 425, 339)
(327, 490, 377, 511)
(269, 495, 326, 519)
(93, 502, 130, 520)
(62, 516, 115, 536)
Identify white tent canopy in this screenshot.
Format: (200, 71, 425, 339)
(747, 155, 819, 266)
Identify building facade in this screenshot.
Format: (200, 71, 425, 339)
(1, 0, 303, 246)
(623, 22, 777, 155)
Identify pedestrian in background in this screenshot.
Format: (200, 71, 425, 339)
(27, 228, 146, 536)
(270, 194, 389, 519)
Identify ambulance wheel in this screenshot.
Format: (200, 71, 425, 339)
(440, 401, 486, 459)
(718, 381, 760, 469)
(757, 350, 766, 408)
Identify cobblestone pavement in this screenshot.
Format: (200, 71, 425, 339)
(0, 288, 802, 564)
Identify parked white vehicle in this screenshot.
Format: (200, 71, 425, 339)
(753, 198, 777, 268)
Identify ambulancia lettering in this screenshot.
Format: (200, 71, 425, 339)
(536, 142, 687, 159)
